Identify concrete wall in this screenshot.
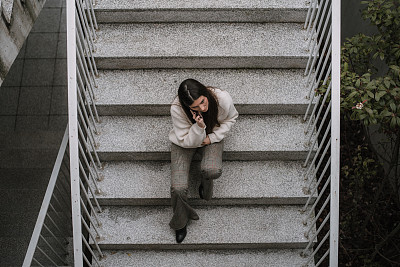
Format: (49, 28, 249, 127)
(0, 1, 67, 265)
(341, 0, 377, 40)
(0, 0, 48, 86)
(0, 0, 67, 131)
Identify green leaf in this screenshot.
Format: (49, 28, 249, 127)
(381, 110, 392, 117)
(384, 79, 391, 88)
(390, 102, 397, 112)
(391, 117, 397, 128)
(359, 113, 368, 120)
(365, 107, 373, 115)
(367, 91, 375, 98)
(347, 91, 359, 99)
(375, 91, 386, 101)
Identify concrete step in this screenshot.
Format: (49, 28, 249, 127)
(94, 0, 309, 23)
(94, 23, 308, 69)
(95, 249, 310, 267)
(95, 69, 311, 116)
(94, 115, 313, 161)
(90, 205, 313, 249)
(90, 160, 315, 205)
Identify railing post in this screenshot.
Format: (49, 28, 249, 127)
(330, 0, 341, 266)
(67, 0, 83, 266)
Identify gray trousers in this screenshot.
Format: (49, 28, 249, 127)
(169, 141, 224, 230)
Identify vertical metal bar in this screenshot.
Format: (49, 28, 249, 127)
(32, 258, 45, 267)
(306, 0, 318, 36)
(36, 245, 59, 266)
(86, 0, 98, 30)
(39, 235, 66, 264)
(81, 217, 103, 256)
(304, 232, 330, 265)
(76, 2, 95, 51)
(22, 128, 69, 267)
(80, 195, 101, 227)
(77, 31, 97, 89)
(316, 249, 330, 267)
(83, 0, 96, 39)
(67, 1, 83, 266)
(77, 45, 95, 101)
(79, 175, 102, 216)
(43, 224, 67, 250)
(79, 160, 102, 199)
(82, 234, 101, 266)
(77, 16, 99, 77)
(78, 123, 101, 175)
(331, 0, 341, 265)
(83, 253, 92, 267)
(78, 141, 100, 182)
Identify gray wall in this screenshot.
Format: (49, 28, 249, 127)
(0, 0, 67, 131)
(341, 0, 378, 40)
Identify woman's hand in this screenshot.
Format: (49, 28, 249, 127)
(191, 110, 205, 128)
(201, 135, 211, 146)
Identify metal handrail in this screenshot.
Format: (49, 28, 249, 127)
(23, 0, 102, 266)
(302, 0, 340, 266)
(67, 0, 102, 266)
(23, 127, 71, 266)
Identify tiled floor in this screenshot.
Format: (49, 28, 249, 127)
(0, 0, 67, 131)
(0, 1, 67, 265)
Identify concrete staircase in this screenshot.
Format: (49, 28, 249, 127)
(90, 1, 315, 266)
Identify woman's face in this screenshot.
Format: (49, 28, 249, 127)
(189, 95, 209, 113)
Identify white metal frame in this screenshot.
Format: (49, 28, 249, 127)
(302, 0, 340, 266)
(23, 0, 102, 266)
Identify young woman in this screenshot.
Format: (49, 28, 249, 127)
(168, 78, 239, 243)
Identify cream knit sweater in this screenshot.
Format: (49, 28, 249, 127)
(169, 88, 239, 148)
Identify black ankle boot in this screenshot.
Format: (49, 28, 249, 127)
(175, 225, 187, 243)
(199, 184, 204, 199)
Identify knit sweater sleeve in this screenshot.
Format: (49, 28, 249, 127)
(208, 90, 239, 144)
(169, 104, 206, 148)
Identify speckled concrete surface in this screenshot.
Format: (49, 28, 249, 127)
(95, 0, 308, 9)
(95, 69, 312, 115)
(94, 115, 314, 161)
(90, 160, 315, 205)
(95, 249, 309, 267)
(91, 205, 313, 249)
(93, 23, 308, 69)
(95, 10, 308, 23)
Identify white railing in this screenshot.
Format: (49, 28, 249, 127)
(67, 0, 102, 266)
(23, 0, 102, 266)
(23, 128, 72, 266)
(302, 0, 340, 266)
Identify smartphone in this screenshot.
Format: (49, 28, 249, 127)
(192, 110, 203, 119)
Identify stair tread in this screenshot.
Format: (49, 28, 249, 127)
(95, 23, 307, 58)
(96, 249, 309, 267)
(94, 0, 308, 23)
(94, 115, 313, 161)
(95, 0, 308, 10)
(90, 160, 314, 205)
(91, 205, 313, 248)
(95, 69, 311, 115)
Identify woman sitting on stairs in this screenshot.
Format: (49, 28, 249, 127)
(169, 78, 239, 243)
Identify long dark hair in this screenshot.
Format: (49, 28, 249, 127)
(178, 79, 220, 134)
